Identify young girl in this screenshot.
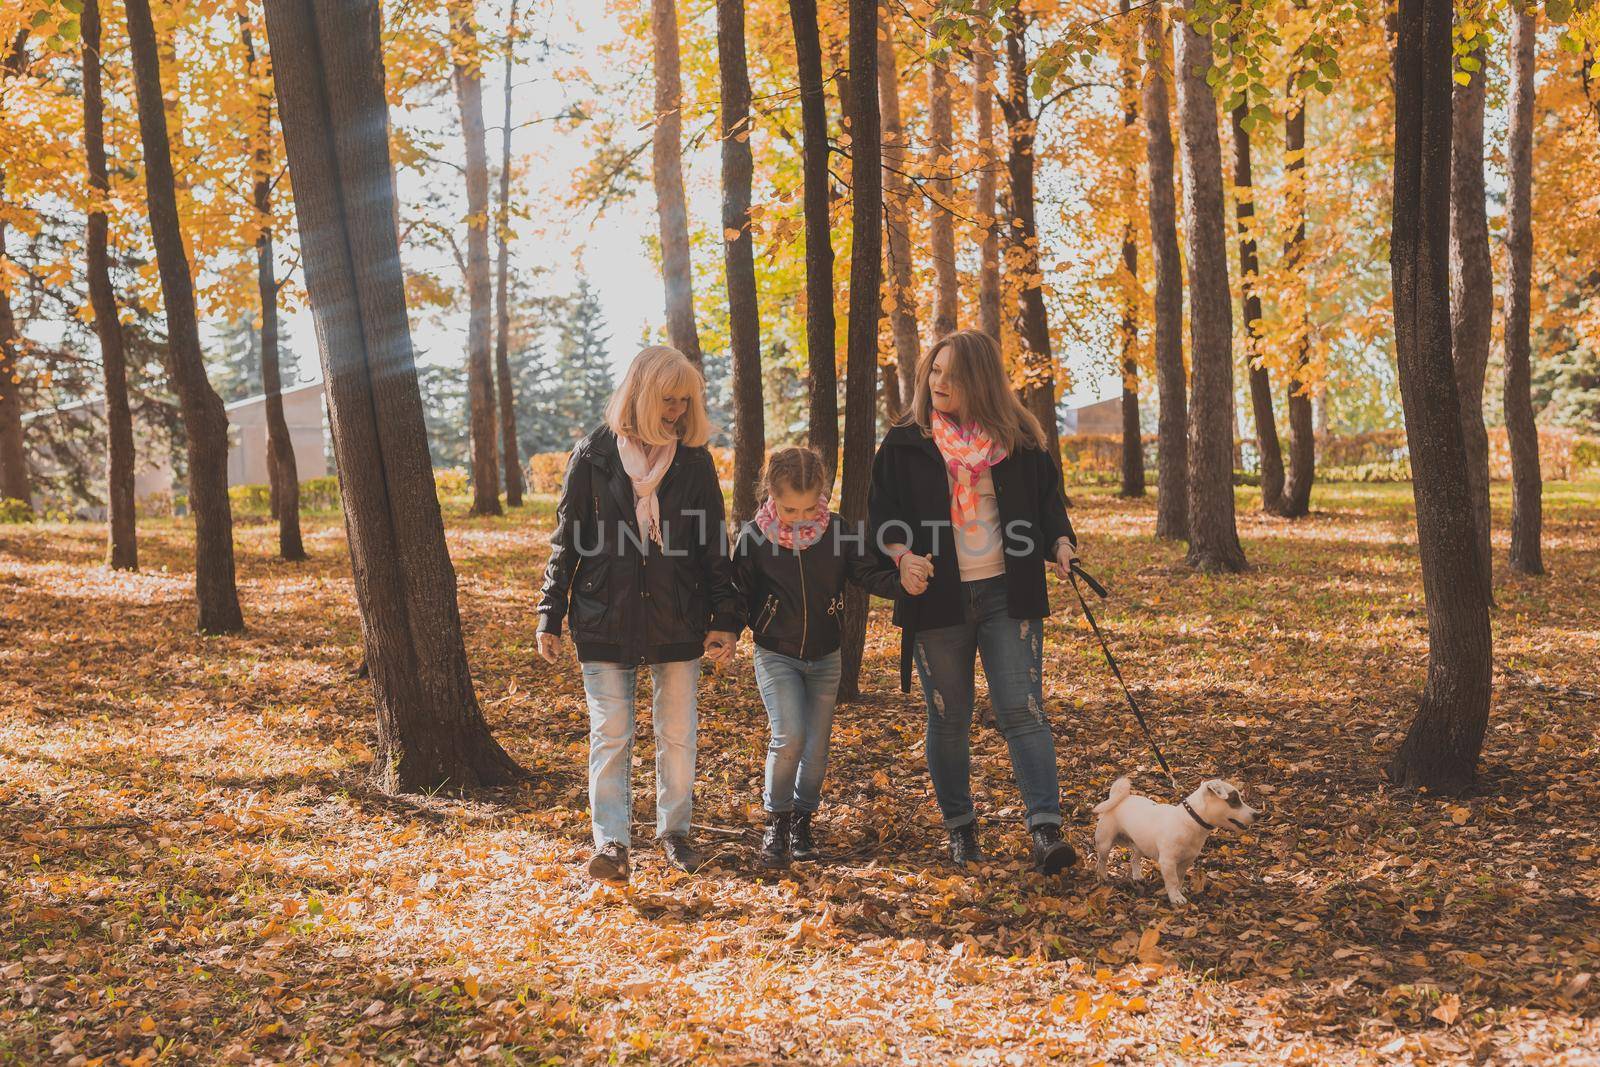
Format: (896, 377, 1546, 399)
(733, 447, 904, 870)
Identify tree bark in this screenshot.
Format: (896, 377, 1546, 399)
(928, 49, 957, 339)
(1001, 18, 1060, 462)
(651, 0, 703, 366)
(264, 0, 523, 793)
(790, 0, 838, 488)
(1143, 7, 1187, 540)
(717, 0, 765, 524)
(1386, 0, 1493, 794)
(1118, 0, 1144, 498)
(839, 0, 881, 702)
(126, 0, 244, 633)
(1279, 86, 1316, 518)
(1174, 2, 1245, 572)
(242, 20, 306, 562)
(84, 0, 137, 567)
(495, 1, 523, 507)
(1449, 40, 1493, 604)
(1230, 103, 1284, 513)
(877, 4, 918, 413)
(972, 10, 1002, 343)
(1503, 6, 1542, 576)
(450, 1, 502, 516)
(0, 37, 30, 510)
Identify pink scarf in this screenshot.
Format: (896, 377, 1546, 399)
(931, 411, 1007, 531)
(617, 435, 676, 547)
(755, 497, 830, 551)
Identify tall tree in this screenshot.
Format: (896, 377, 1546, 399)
(1385, 0, 1493, 792)
(1278, 78, 1316, 518)
(1449, 31, 1493, 603)
(126, 0, 244, 633)
(972, 7, 1002, 342)
(877, 5, 919, 412)
(1231, 103, 1285, 513)
(928, 46, 958, 339)
(1174, 1, 1246, 572)
(495, 1, 523, 507)
(242, 17, 306, 562)
(1143, 5, 1187, 539)
(1502, 4, 1542, 575)
(264, 0, 522, 793)
(450, 0, 502, 516)
(1000, 15, 1061, 461)
(718, 0, 765, 523)
(790, 0, 838, 486)
(83, 0, 137, 567)
(0, 36, 30, 510)
(651, 0, 703, 366)
(839, 0, 881, 701)
(1118, 0, 1144, 498)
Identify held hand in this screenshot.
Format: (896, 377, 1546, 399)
(536, 630, 565, 664)
(898, 552, 934, 596)
(703, 630, 738, 667)
(1051, 538, 1080, 580)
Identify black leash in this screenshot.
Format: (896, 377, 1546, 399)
(1067, 561, 1179, 794)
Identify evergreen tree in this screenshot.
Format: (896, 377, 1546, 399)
(419, 362, 469, 468)
(552, 278, 614, 441)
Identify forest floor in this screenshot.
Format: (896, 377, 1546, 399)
(2, 481, 1598, 1065)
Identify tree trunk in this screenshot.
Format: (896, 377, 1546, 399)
(1230, 102, 1285, 513)
(126, 0, 244, 633)
(496, 1, 523, 507)
(972, 9, 1002, 343)
(1002, 19, 1060, 461)
(1174, 1, 1246, 573)
(1502, 6, 1542, 576)
(839, 0, 881, 702)
(1449, 41, 1493, 604)
(717, 0, 765, 524)
(0, 37, 30, 510)
(451, 1, 502, 517)
(928, 49, 957, 339)
(877, 4, 917, 412)
(1143, 6, 1187, 540)
(651, 0, 703, 366)
(84, 0, 137, 567)
(1385, 0, 1493, 794)
(1279, 86, 1316, 518)
(790, 0, 838, 488)
(1118, 0, 1144, 498)
(263, 0, 523, 793)
(242, 19, 307, 562)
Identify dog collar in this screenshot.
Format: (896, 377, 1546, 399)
(1181, 799, 1215, 831)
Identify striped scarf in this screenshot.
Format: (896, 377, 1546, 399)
(755, 497, 830, 551)
(931, 411, 1007, 531)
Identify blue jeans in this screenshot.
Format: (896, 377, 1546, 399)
(580, 659, 700, 849)
(912, 574, 1061, 831)
(753, 648, 842, 814)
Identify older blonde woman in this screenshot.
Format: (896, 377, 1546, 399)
(537, 346, 739, 883)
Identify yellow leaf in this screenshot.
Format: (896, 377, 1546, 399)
(723, 228, 742, 241)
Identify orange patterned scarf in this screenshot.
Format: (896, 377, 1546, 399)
(931, 411, 1007, 531)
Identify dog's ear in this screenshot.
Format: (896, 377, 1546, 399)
(1205, 780, 1230, 798)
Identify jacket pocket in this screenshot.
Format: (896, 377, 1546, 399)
(753, 594, 779, 634)
(570, 556, 612, 636)
(675, 569, 708, 633)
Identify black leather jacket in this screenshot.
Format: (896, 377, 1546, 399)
(537, 426, 738, 664)
(732, 514, 901, 661)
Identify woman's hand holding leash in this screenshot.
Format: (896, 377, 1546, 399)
(1051, 538, 1080, 580)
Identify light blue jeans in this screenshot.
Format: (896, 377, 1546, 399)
(753, 647, 842, 814)
(580, 659, 700, 849)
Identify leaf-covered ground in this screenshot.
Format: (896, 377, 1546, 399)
(2, 482, 1598, 1065)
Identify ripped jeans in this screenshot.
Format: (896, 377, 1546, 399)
(912, 574, 1062, 831)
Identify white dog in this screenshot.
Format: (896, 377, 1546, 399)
(1092, 776, 1259, 905)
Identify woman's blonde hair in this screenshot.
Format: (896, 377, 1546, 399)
(899, 329, 1046, 453)
(604, 345, 711, 447)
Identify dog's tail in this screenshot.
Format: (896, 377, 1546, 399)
(1092, 776, 1133, 815)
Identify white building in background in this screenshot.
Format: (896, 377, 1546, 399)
(223, 381, 329, 486)
(1061, 396, 1123, 436)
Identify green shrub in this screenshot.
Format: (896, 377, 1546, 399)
(299, 476, 342, 511)
(0, 497, 34, 524)
(434, 467, 470, 498)
(228, 483, 274, 515)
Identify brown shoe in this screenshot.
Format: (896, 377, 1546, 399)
(661, 833, 704, 873)
(588, 841, 630, 883)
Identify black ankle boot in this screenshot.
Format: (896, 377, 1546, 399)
(947, 823, 982, 867)
(791, 813, 817, 861)
(1031, 823, 1078, 875)
(758, 812, 792, 870)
